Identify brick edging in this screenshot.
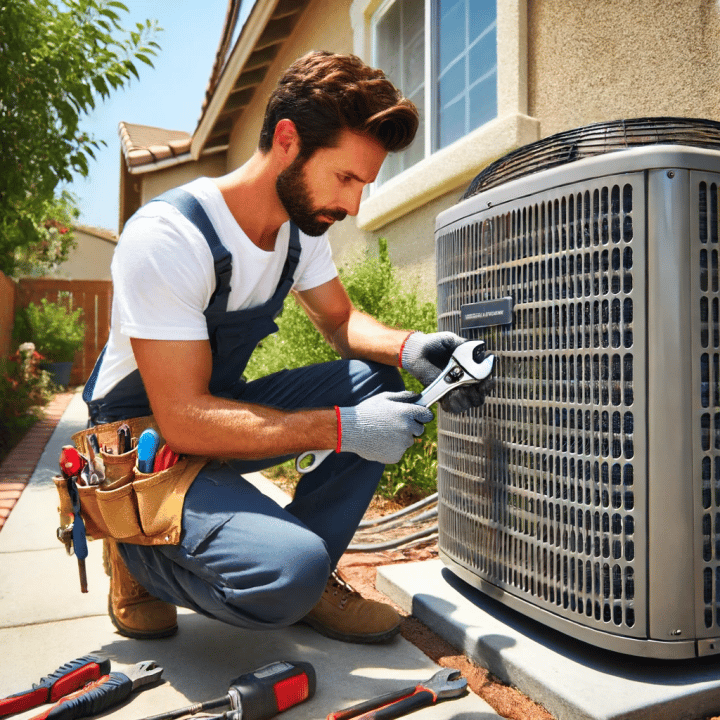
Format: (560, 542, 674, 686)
(0, 390, 76, 532)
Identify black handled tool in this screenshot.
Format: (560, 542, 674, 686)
(326, 668, 466, 720)
(30, 661, 162, 720)
(0, 656, 111, 718)
(141, 661, 315, 720)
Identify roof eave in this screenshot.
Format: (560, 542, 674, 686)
(191, 0, 280, 160)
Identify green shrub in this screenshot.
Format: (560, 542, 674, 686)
(0, 343, 54, 462)
(245, 238, 439, 500)
(14, 293, 84, 363)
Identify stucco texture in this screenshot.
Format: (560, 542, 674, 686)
(528, 0, 720, 136)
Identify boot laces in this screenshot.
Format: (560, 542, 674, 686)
(326, 571, 359, 609)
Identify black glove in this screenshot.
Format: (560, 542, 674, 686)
(401, 331, 491, 413)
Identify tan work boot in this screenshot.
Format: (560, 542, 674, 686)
(103, 538, 178, 639)
(301, 571, 400, 643)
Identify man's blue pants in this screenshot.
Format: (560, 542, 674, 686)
(117, 359, 404, 629)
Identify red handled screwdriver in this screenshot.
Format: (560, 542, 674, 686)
(139, 661, 315, 720)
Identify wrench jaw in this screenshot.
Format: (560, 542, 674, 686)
(423, 668, 468, 700)
(418, 341, 495, 408)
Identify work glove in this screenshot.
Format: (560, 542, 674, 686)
(338, 391, 434, 465)
(400, 331, 491, 414)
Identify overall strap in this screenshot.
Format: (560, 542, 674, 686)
(152, 187, 233, 312)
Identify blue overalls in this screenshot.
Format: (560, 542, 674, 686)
(83, 188, 404, 629)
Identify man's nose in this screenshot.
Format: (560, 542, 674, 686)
(339, 186, 363, 216)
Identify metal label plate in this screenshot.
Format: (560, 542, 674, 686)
(460, 297, 514, 329)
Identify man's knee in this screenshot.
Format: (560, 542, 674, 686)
(223, 531, 331, 627)
(354, 360, 405, 400)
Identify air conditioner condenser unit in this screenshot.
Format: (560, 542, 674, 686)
(434, 118, 720, 659)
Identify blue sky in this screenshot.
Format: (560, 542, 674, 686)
(68, 0, 238, 232)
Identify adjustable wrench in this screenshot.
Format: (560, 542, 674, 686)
(326, 667, 467, 720)
(296, 339, 495, 474)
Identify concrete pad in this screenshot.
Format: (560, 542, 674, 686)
(0, 614, 499, 720)
(378, 559, 720, 720)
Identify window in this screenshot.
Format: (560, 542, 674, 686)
(372, 0, 497, 186)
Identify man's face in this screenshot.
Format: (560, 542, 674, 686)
(276, 129, 387, 236)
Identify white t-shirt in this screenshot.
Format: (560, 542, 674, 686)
(88, 177, 338, 401)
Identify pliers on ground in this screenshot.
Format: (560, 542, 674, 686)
(0, 658, 163, 720)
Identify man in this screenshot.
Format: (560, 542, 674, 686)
(84, 51, 487, 644)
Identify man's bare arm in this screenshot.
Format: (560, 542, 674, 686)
(130, 337, 337, 457)
(295, 278, 411, 364)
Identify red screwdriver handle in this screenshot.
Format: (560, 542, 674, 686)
(0, 657, 110, 718)
(30, 673, 132, 720)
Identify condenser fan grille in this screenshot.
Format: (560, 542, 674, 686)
(436, 173, 647, 638)
(463, 117, 720, 197)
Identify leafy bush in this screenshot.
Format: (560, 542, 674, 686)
(0, 343, 54, 462)
(245, 238, 439, 500)
(14, 293, 84, 362)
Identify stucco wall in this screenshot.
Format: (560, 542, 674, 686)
(528, 0, 720, 136)
(140, 153, 228, 206)
(52, 230, 117, 280)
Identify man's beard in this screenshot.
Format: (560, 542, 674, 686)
(276, 155, 347, 237)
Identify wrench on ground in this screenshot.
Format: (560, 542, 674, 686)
(296, 339, 495, 474)
(326, 667, 468, 720)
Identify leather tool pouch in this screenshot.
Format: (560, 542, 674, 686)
(54, 416, 208, 545)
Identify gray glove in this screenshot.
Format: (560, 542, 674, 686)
(401, 331, 491, 414)
(339, 391, 434, 464)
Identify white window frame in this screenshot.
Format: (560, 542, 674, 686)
(350, 0, 539, 231)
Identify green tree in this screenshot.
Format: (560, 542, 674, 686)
(0, 0, 161, 276)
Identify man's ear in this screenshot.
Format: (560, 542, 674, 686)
(273, 119, 300, 161)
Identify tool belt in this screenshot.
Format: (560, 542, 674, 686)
(54, 416, 208, 546)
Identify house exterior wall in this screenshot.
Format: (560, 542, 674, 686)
(139, 153, 229, 208)
(527, 0, 720, 137)
(50, 228, 117, 281)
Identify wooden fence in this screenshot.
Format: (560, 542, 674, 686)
(0, 272, 16, 359)
(15, 279, 112, 386)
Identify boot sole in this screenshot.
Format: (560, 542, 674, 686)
(108, 597, 178, 640)
(299, 616, 400, 644)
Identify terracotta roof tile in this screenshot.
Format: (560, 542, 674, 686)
(118, 122, 192, 169)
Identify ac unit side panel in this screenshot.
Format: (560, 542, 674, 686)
(646, 170, 697, 641)
(436, 172, 649, 643)
(690, 173, 720, 641)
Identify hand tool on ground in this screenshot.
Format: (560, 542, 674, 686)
(140, 661, 315, 720)
(297, 339, 495, 473)
(58, 447, 89, 592)
(0, 656, 111, 718)
(326, 667, 467, 720)
(28, 661, 162, 720)
(137, 429, 161, 473)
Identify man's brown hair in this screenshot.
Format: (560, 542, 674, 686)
(259, 51, 419, 158)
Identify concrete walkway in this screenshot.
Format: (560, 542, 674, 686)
(0, 389, 498, 720)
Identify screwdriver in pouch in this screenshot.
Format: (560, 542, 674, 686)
(139, 661, 315, 720)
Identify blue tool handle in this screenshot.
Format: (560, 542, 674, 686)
(137, 429, 160, 473)
(71, 514, 87, 561)
(34, 673, 132, 720)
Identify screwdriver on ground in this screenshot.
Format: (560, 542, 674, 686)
(139, 661, 315, 720)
